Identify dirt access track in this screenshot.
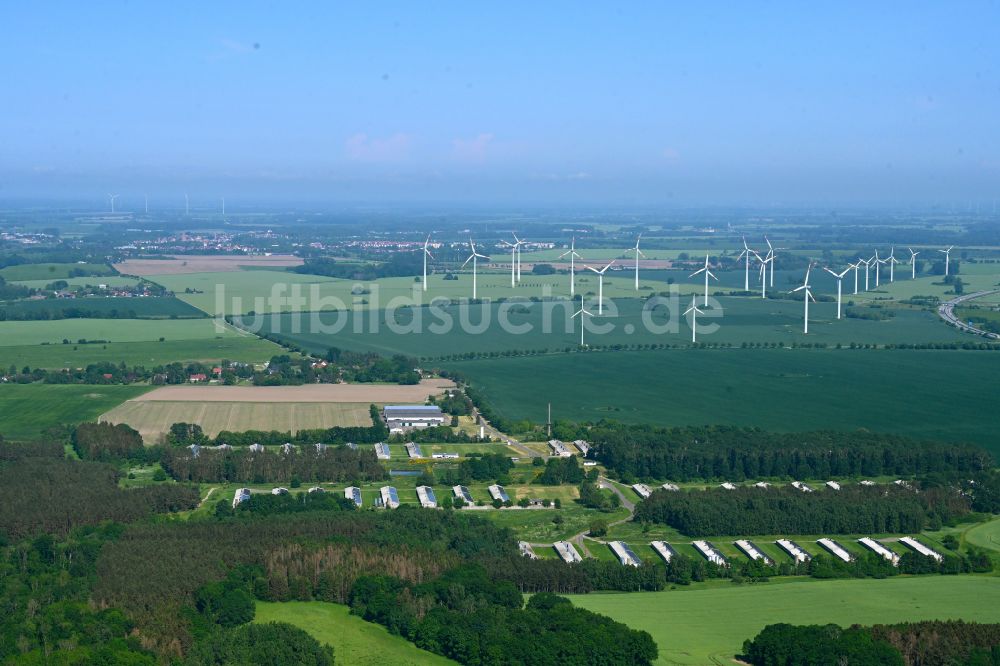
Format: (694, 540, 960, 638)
(114, 254, 303, 276)
(133, 378, 456, 403)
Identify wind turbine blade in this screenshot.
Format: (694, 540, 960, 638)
(792, 284, 807, 292)
(707, 270, 718, 281)
(689, 268, 706, 278)
(462, 255, 474, 268)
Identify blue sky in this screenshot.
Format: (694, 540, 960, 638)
(1, 2, 998, 205)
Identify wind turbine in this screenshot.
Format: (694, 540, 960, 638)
(852, 260, 861, 294)
(421, 235, 433, 292)
(764, 236, 786, 287)
(461, 240, 490, 300)
(757, 250, 771, 298)
(221, 197, 226, 216)
(626, 234, 646, 291)
(872, 250, 885, 288)
(558, 238, 582, 296)
(684, 295, 705, 343)
(500, 239, 519, 288)
(144, 193, 148, 214)
(886, 247, 899, 283)
(736, 237, 755, 291)
(585, 260, 614, 315)
(860, 257, 871, 291)
(908, 248, 920, 279)
(572, 305, 594, 346)
(938, 245, 954, 276)
(512, 233, 525, 282)
(690, 253, 718, 306)
(107, 193, 119, 213)
(792, 264, 817, 334)
(824, 265, 852, 319)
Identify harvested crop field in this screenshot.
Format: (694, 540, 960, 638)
(101, 400, 373, 442)
(132, 379, 455, 403)
(114, 254, 303, 275)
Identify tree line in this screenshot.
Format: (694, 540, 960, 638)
(582, 425, 992, 481)
(743, 620, 1000, 665)
(633, 484, 970, 536)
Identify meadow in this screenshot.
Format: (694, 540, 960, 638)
(569, 576, 1000, 666)
(0, 384, 151, 440)
(442, 348, 1000, 450)
(11, 275, 141, 289)
(0, 319, 283, 368)
(255, 601, 456, 666)
(101, 400, 373, 442)
(0, 262, 114, 281)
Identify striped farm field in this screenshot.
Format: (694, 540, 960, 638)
(100, 400, 374, 443)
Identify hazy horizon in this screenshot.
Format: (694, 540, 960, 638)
(2, 2, 999, 206)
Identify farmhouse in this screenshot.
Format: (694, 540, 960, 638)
(345, 486, 362, 507)
(776, 539, 812, 563)
(232, 487, 251, 508)
(548, 439, 572, 457)
(405, 441, 424, 459)
(692, 540, 727, 566)
(858, 537, 900, 565)
(573, 439, 590, 455)
(488, 484, 509, 502)
(554, 540, 583, 563)
(416, 485, 437, 508)
(382, 405, 446, 433)
(661, 483, 679, 491)
(632, 483, 653, 498)
(734, 539, 772, 564)
(817, 538, 853, 563)
(651, 540, 677, 563)
(609, 541, 642, 567)
(374, 442, 391, 460)
(380, 486, 400, 509)
(453, 485, 474, 503)
(899, 536, 944, 562)
(518, 541, 538, 559)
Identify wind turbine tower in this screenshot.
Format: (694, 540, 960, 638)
(736, 237, 755, 291)
(107, 193, 119, 213)
(887, 247, 899, 283)
(422, 236, 434, 292)
(824, 265, 851, 319)
(690, 254, 718, 306)
(585, 261, 614, 315)
(572, 305, 593, 346)
(558, 238, 582, 296)
(462, 240, 490, 300)
(627, 234, 646, 291)
(938, 246, 954, 276)
(513, 233, 525, 282)
(684, 295, 705, 343)
(792, 264, 817, 334)
(908, 248, 920, 279)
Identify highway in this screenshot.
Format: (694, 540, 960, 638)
(937, 289, 1000, 339)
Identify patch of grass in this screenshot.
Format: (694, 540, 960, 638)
(254, 601, 456, 666)
(0, 384, 152, 440)
(570, 576, 1000, 666)
(0, 296, 206, 319)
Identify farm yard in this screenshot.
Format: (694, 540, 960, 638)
(101, 400, 374, 442)
(570, 576, 1000, 666)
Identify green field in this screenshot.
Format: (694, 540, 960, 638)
(0, 384, 152, 440)
(0, 296, 206, 319)
(254, 601, 456, 666)
(101, 400, 373, 443)
(0, 318, 284, 368)
(0, 262, 114, 281)
(254, 294, 970, 360)
(443, 348, 1000, 450)
(570, 576, 1000, 666)
(12, 275, 141, 289)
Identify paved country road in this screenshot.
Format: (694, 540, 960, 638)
(938, 289, 1000, 338)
